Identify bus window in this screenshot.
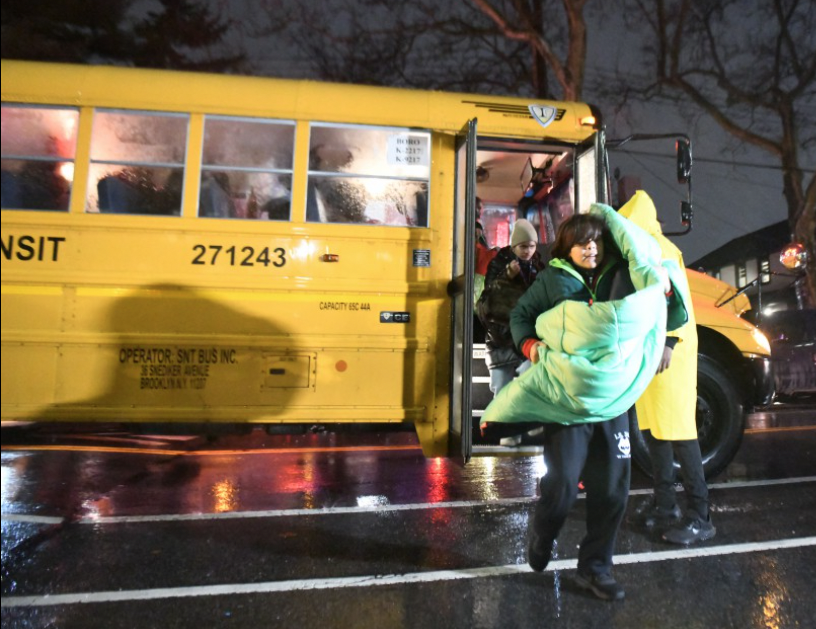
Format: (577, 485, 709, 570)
(1, 105, 78, 211)
(200, 116, 295, 220)
(306, 124, 430, 226)
(87, 110, 188, 216)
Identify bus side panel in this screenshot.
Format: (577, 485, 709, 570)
(0, 216, 444, 432)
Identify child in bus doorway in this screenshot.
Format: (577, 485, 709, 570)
(619, 191, 715, 545)
(476, 219, 545, 398)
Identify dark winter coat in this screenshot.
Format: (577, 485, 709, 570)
(476, 246, 545, 368)
(510, 255, 624, 352)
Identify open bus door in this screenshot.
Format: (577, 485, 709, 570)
(449, 119, 478, 463)
(575, 129, 606, 212)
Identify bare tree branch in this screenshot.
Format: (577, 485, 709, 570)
(468, 0, 588, 100)
(623, 0, 816, 303)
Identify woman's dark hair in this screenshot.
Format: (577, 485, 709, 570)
(551, 214, 609, 260)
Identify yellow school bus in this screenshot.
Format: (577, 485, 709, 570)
(1, 60, 772, 473)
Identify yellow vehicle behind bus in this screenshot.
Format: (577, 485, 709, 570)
(1, 61, 772, 474)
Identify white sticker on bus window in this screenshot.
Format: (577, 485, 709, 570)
(387, 134, 429, 167)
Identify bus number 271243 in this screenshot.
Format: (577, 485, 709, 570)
(191, 244, 286, 267)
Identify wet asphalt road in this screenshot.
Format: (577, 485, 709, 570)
(1, 407, 815, 629)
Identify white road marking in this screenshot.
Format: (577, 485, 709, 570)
(3, 476, 814, 526)
(707, 476, 816, 490)
(1, 514, 63, 525)
(2, 537, 814, 608)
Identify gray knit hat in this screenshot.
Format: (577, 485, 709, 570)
(510, 219, 538, 247)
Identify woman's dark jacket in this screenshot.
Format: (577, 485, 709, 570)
(510, 255, 625, 353)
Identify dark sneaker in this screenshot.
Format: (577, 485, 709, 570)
(528, 532, 554, 572)
(634, 500, 682, 531)
(662, 515, 716, 545)
(574, 572, 625, 601)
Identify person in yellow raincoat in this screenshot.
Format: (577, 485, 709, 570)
(619, 191, 716, 545)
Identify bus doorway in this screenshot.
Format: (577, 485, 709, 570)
(467, 138, 583, 451)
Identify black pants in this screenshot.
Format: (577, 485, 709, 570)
(530, 412, 631, 576)
(643, 429, 709, 519)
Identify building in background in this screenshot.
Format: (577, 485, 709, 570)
(688, 221, 815, 402)
(689, 221, 801, 320)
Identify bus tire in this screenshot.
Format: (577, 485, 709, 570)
(696, 355, 744, 478)
(628, 354, 744, 480)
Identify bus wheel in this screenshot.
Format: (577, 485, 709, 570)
(696, 355, 744, 479)
(627, 355, 744, 480)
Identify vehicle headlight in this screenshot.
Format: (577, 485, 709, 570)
(751, 327, 771, 354)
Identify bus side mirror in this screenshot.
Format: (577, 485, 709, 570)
(676, 138, 692, 184)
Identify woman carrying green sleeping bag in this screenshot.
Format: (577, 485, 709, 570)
(482, 203, 689, 601)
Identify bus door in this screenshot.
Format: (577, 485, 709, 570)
(574, 131, 605, 213)
(450, 119, 478, 462)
